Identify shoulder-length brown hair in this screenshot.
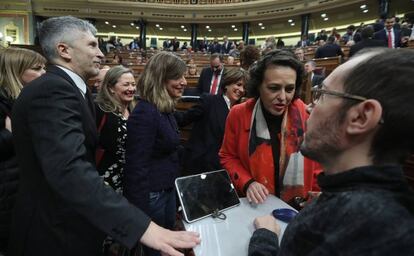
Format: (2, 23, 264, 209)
(137, 52, 186, 113)
(0, 47, 46, 99)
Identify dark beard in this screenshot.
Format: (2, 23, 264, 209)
(300, 118, 343, 164)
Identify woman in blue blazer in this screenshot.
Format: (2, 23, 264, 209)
(175, 68, 248, 175)
(124, 52, 187, 256)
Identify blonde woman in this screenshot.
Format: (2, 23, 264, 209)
(0, 47, 46, 253)
(95, 65, 136, 255)
(95, 65, 136, 193)
(124, 52, 187, 256)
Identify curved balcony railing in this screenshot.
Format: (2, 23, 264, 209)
(124, 0, 251, 4)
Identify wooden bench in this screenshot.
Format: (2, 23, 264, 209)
(312, 56, 342, 76)
(407, 40, 414, 49)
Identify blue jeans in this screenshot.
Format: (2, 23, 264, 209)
(144, 189, 176, 256)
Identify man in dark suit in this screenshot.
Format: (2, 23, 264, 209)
(349, 26, 385, 57)
(296, 35, 310, 47)
(198, 36, 208, 52)
(209, 37, 222, 54)
(315, 36, 345, 59)
(9, 16, 199, 256)
(169, 37, 180, 51)
(197, 53, 225, 95)
(304, 60, 324, 87)
(221, 35, 232, 54)
(373, 16, 401, 48)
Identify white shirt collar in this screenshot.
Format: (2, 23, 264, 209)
(56, 65, 87, 96)
(223, 95, 231, 110)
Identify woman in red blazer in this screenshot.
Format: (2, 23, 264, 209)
(219, 50, 320, 207)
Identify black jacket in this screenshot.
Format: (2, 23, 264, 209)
(249, 165, 414, 256)
(175, 95, 229, 175)
(8, 66, 150, 256)
(0, 93, 18, 253)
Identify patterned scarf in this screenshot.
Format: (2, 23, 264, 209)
(248, 99, 308, 201)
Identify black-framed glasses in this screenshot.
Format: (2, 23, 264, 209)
(311, 86, 367, 105)
(311, 85, 385, 124)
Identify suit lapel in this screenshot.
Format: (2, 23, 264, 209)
(47, 65, 98, 147)
(213, 96, 229, 133)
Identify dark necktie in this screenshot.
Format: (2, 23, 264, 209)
(85, 89, 96, 119)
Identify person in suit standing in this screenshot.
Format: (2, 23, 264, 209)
(124, 52, 187, 256)
(296, 35, 310, 47)
(8, 16, 199, 256)
(221, 35, 232, 54)
(197, 53, 225, 95)
(315, 36, 345, 59)
(304, 60, 324, 87)
(374, 16, 402, 48)
(198, 36, 208, 52)
(175, 68, 248, 175)
(0, 47, 46, 255)
(169, 37, 180, 52)
(209, 37, 222, 54)
(349, 26, 385, 57)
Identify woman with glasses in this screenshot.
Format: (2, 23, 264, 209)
(0, 47, 46, 253)
(219, 50, 320, 208)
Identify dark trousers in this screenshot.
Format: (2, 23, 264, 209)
(144, 189, 176, 256)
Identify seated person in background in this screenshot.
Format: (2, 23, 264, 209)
(315, 36, 344, 59)
(240, 45, 261, 71)
(349, 26, 385, 57)
(276, 38, 285, 49)
(90, 65, 110, 94)
(248, 48, 414, 256)
(112, 53, 123, 65)
(315, 29, 328, 42)
(129, 37, 141, 50)
(296, 35, 310, 48)
(304, 60, 324, 87)
(341, 25, 356, 44)
(227, 56, 235, 65)
(294, 48, 305, 62)
(330, 27, 341, 40)
(186, 64, 198, 77)
(181, 42, 188, 51)
(175, 68, 248, 175)
(219, 50, 320, 207)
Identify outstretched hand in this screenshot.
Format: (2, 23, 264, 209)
(140, 221, 201, 256)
